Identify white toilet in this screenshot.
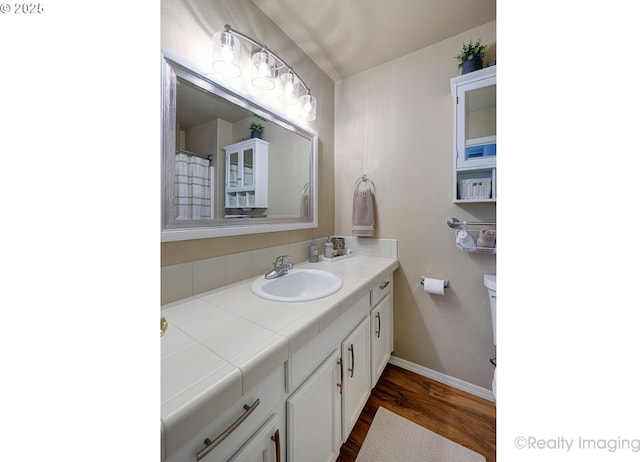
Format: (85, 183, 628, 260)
(484, 274, 496, 400)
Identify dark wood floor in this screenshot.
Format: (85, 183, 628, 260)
(337, 363, 496, 462)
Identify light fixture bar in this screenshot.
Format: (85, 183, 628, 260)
(222, 25, 311, 95)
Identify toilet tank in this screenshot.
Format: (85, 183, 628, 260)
(484, 275, 496, 345)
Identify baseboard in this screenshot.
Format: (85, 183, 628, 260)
(389, 355, 495, 402)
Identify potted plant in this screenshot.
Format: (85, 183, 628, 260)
(249, 123, 264, 139)
(455, 39, 488, 74)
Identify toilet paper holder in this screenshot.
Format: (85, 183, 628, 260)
(420, 276, 449, 288)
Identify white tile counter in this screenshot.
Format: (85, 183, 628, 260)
(160, 253, 399, 457)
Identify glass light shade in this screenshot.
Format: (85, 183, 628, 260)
(278, 70, 299, 105)
(251, 50, 276, 90)
(212, 31, 241, 78)
(299, 93, 317, 121)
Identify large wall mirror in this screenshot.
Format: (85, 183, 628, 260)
(161, 51, 318, 241)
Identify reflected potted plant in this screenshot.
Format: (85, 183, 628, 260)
(455, 39, 488, 74)
(249, 123, 264, 139)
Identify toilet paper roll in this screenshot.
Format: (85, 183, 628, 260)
(422, 277, 447, 295)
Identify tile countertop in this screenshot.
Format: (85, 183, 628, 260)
(160, 254, 399, 452)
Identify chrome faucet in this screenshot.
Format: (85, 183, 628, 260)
(265, 255, 293, 279)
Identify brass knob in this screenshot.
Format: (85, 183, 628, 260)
(161, 316, 168, 337)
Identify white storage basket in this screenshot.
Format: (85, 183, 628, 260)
(458, 178, 492, 200)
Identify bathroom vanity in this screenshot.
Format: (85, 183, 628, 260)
(161, 253, 398, 462)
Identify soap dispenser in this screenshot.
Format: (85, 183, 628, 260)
(324, 236, 334, 258)
(308, 238, 319, 262)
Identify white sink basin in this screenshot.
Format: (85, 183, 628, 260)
(251, 268, 343, 302)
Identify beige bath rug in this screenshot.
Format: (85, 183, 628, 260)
(355, 406, 486, 462)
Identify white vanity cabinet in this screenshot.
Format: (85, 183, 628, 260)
(225, 138, 269, 209)
(451, 66, 496, 203)
(287, 350, 342, 462)
(370, 273, 393, 387)
(161, 256, 399, 462)
(285, 271, 395, 461)
(228, 412, 285, 462)
(163, 365, 285, 462)
(340, 317, 371, 440)
(287, 318, 370, 462)
(286, 293, 372, 461)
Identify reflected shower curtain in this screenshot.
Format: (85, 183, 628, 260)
(175, 153, 212, 220)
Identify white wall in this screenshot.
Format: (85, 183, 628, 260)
(335, 21, 497, 389)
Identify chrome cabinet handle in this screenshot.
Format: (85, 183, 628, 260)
(379, 281, 390, 290)
(271, 429, 281, 462)
(196, 399, 260, 461)
(375, 312, 381, 338)
(348, 344, 355, 378)
(337, 358, 343, 394)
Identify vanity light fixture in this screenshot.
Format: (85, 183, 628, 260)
(278, 68, 299, 105)
(299, 91, 317, 121)
(212, 24, 317, 121)
(212, 29, 242, 78)
(252, 47, 276, 90)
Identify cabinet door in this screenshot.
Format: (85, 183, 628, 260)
(228, 413, 284, 462)
(242, 147, 255, 188)
(341, 317, 370, 442)
(371, 294, 392, 387)
(287, 350, 341, 462)
(227, 150, 240, 189)
(455, 74, 496, 170)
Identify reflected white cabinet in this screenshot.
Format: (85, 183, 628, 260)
(287, 350, 342, 462)
(451, 66, 496, 203)
(225, 138, 269, 209)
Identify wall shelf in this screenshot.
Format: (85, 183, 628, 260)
(451, 66, 496, 203)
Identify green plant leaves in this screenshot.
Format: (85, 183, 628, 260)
(455, 39, 487, 69)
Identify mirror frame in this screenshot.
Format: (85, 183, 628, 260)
(161, 50, 318, 242)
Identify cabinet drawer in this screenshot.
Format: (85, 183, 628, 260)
(370, 273, 392, 307)
(228, 412, 285, 462)
(164, 364, 285, 462)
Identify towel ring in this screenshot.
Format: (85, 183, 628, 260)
(355, 174, 376, 191)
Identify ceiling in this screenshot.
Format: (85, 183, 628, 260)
(177, 78, 251, 129)
(251, 0, 496, 81)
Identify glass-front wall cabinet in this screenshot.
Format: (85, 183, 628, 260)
(224, 138, 268, 213)
(451, 66, 496, 202)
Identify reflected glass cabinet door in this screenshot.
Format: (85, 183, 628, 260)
(242, 148, 254, 188)
(227, 151, 239, 188)
(226, 148, 254, 191)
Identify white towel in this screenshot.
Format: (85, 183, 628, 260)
(456, 230, 476, 251)
(352, 189, 375, 236)
(300, 191, 309, 217)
